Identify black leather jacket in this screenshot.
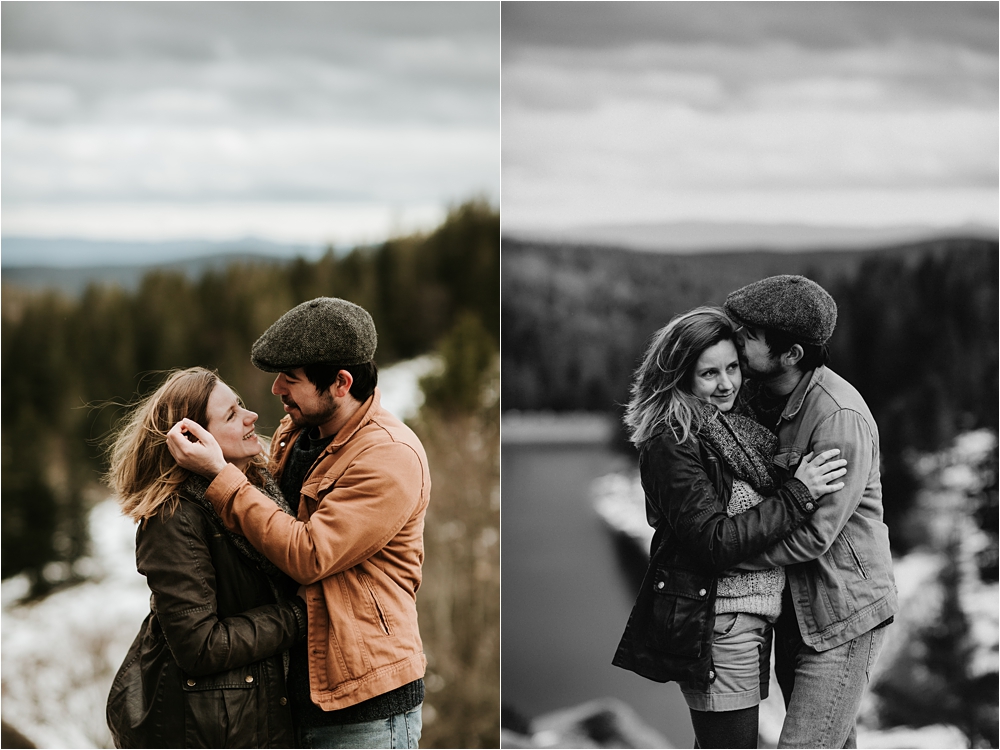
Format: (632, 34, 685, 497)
(612, 425, 818, 687)
(107, 497, 305, 748)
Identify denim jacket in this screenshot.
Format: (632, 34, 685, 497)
(743, 367, 898, 651)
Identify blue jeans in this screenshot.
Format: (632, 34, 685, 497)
(775, 615, 889, 749)
(297, 705, 422, 749)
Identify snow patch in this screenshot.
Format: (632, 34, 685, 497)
(378, 354, 442, 421)
(1, 499, 149, 749)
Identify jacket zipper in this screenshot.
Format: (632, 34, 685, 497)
(704, 454, 725, 498)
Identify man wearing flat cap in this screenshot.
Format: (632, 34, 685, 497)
(168, 297, 429, 748)
(724, 276, 896, 749)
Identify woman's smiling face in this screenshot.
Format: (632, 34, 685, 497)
(691, 339, 742, 413)
(204, 382, 261, 470)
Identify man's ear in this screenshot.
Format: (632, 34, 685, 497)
(781, 344, 804, 368)
(331, 369, 353, 399)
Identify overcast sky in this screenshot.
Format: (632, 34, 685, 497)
(502, 2, 998, 233)
(2, 2, 499, 247)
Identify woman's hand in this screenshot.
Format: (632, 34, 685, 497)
(793, 449, 847, 500)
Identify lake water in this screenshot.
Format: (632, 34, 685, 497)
(501, 431, 694, 748)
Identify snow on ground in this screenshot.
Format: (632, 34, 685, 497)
(1, 501, 149, 749)
(591, 472, 652, 550)
(857, 723, 969, 749)
(1, 357, 435, 749)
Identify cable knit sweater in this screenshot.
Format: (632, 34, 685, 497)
(714, 479, 785, 621)
(697, 405, 786, 622)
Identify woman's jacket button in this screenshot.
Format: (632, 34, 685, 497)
(708, 670, 716, 682)
(805, 502, 815, 511)
(698, 588, 707, 597)
(656, 581, 665, 590)
(279, 697, 288, 706)
(245, 675, 254, 683)
(186, 679, 196, 687)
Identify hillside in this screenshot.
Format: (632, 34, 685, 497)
(501, 235, 995, 420)
(506, 221, 998, 254)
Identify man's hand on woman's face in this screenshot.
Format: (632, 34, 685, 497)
(166, 419, 228, 479)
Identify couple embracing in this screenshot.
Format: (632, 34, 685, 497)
(613, 275, 897, 749)
(105, 298, 429, 749)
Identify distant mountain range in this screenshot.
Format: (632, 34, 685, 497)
(504, 220, 999, 253)
(1, 252, 292, 297)
(6, 221, 997, 297)
(0, 236, 330, 296)
(1, 235, 326, 268)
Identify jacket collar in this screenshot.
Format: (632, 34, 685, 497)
(328, 387, 380, 450)
(781, 366, 825, 422)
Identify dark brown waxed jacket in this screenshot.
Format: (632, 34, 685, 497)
(612, 425, 819, 687)
(107, 496, 305, 748)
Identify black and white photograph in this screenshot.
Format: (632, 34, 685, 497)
(501, 3, 997, 749)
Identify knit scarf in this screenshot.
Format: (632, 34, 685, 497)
(697, 403, 779, 494)
(181, 470, 296, 580)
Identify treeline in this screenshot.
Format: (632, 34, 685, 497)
(2, 200, 499, 591)
(501, 237, 998, 551)
(501, 236, 994, 416)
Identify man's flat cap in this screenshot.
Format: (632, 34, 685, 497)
(251, 297, 377, 371)
(724, 275, 837, 346)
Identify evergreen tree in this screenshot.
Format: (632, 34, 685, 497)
(1, 201, 499, 592)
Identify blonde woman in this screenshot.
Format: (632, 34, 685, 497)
(612, 307, 847, 749)
(105, 367, 305, 748)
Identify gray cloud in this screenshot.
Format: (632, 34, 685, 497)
(501, 1, 997, 231)
(502, 2, 997, 56)
(503, 40, 997, 117)
(3, 3, 500, 128)
(2, 1, 499, 225)
(3, 2, 499, 62)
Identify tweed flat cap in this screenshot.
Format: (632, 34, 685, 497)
(251, 297, 377, 371)
(724, 275, 837, 346)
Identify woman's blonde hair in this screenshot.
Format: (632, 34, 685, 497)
(623, 306, 740, 447)
(105, 367, 266, 522)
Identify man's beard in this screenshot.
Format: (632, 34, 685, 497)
(284, 393, 338, 430)
(739, 352, 783, 381)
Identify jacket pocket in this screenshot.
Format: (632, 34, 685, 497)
(840, 532, 869, 579)
(359, 571, 393, 636)
(107, 649, 145, 749)
(648, 568, 713, 658)
(182, 668, 258, 748)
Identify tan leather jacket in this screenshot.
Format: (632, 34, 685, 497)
(206, 388, 430, 710)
